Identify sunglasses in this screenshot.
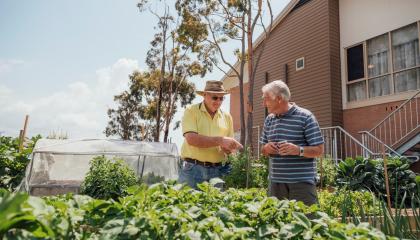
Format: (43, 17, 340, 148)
(211, 96, 225, 101)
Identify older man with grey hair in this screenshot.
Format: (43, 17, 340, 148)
(260, 80, 324, 206)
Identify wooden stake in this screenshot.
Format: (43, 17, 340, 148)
(319, 156, 324, 190)
(19, 115, 29, 153)
(382, 145, 392, 210)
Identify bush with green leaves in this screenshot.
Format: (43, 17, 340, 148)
(316, 157, 338, 187)
(80, 155, 138, 200)
(318, 189, 381, 218)
(0, 135, 41, 191)
(223, 149, 268, 189)
(336, 156, 418, 206)
(0, 181, 399, 239)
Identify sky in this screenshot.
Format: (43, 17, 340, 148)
(0, 0, 290, 149)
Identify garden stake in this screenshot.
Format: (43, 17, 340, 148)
(382, 145, 392, 210)
(19, 115, 29, 153)
(319, 156, 323, 190)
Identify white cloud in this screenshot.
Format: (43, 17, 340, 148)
(0, 58, 140, 139)
(0, 59, 24, 73)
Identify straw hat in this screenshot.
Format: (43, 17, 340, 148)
(196, 80, 229, 96)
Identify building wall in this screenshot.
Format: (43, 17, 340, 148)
(252, 0, 342, 131)
(343, 100, 405, 138)
(339, 0, 420, 108)
(339, 0, 420, 139)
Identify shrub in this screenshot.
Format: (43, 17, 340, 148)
(316, 157, 338, 187)
(318, 189, 381, 218)
(80, 155, 138, 200)
(0, 135, 41, 191)
(336, 156, 418, 206)
(223, 148, 268, 189)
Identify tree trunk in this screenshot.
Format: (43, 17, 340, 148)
(163, 75, 175, 143)
(155, 18, 168, 142)
(245, 1, 254, 188)
(239, 15, 247, 148)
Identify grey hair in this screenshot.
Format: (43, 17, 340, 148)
(261, 80, 291, 101)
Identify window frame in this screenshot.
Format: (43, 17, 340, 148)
(345, 21, 420, 104)
(296, 57, 305, 71)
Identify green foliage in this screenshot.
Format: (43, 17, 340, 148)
(336, 156, 418, 206)
(0, 181, 398, 239)
(316, 157, 338, 187)
(104, 69, 196, 141)
(223, 149, 268, 189)
(375, 192, 420, 239)
(0, 135, 41, 191)
(140, 172, 165, 185)
(318, 189, 381, 218)
(80, 156, 138, 200)
(336, 156, 378, 191)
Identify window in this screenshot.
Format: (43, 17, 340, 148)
(346, 22, 420, 102)
(347, 44, 364, 81)
(296, 57, 304, 71)
(367, 34, 390, 98)
(392, 23, 420, 93)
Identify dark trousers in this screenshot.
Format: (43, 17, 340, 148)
(269, 182, 318, 206)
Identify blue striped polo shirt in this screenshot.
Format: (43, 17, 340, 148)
(260, 104, 324, 184)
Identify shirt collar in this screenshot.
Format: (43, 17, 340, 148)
(275, 103, 297, 118)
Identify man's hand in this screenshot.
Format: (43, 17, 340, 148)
(262, 142, 280, 156)
(278, 142, 299, 156)
(220, 137, 243, 152)
(221, 146, 233, 154)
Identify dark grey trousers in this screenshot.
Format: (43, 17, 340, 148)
(269, 182, 318, 206)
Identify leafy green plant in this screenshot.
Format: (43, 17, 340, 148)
(140, 172, 165, 185)
(0, 135, 41, 191)
(223, 148, 268, 189)
(336, 156, 378, 191)
(318, 189, 381, 218)
(0, 181, 399, 239)
(336, 156, 417, 206)
(316, 157, 338, 187)
(80, 155, 138, 200)
(376, 157, 418, 206)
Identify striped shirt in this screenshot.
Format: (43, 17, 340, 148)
(260, 104, 324, 184)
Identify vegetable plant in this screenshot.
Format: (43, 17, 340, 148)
(0, 181, 399, 239)
(0, 135, 41, 191)
(80, 155, 138, 200)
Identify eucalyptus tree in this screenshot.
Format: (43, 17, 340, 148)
(175, 0, 273, 150)
(104, 70, 196, 141)
(138, 0, 211, 142)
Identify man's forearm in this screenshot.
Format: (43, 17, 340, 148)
(185, 133, 222, 148)
(302, 145, 324, 158)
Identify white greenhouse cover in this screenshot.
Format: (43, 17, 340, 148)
(21, 139, 179, 195)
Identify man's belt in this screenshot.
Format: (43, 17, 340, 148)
(183, 158, 226, 167)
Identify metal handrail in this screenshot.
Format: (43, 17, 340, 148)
(367, 90, 420, 148)
(359, 130, 401, 156)
(320, 126, 377, 163)
(322, 126, 375, 155)
(369, 90, 420, 133)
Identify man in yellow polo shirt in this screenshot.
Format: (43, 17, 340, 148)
(179, 80, 243, 189)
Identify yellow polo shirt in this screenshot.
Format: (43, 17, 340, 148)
(181, 102, 234, 163)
